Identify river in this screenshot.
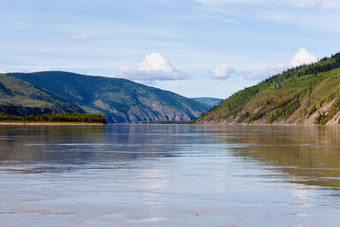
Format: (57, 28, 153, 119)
(0, 124, 339, 226)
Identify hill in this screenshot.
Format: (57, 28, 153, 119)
(0, 73, 84, 115)
(9, 71, 209, 123)
(191, 97, 223, 108)
(196, 52, 340, 125)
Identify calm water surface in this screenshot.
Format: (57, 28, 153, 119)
(0, 124, 339, 226)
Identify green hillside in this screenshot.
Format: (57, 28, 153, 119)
(191, 97, 223, 108)
(10, 71, 209, 123)
(0, 73, 84, 115)
(196, 52, 340, 125)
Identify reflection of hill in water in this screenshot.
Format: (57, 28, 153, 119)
(1, 124, 339, 189)
(0, 125, 199, 173)
(217, 126, 340, 189)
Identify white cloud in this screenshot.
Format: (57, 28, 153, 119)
(196, 0, 266, 4)
(197, 0, 340, 9)
(211, 62, 235, 79)
(289, 48, 317, 67)
(70, 34, 92, 41)
(195, 0, 340, 32)
(321, 0, 340, 9)
(118, 52, 188, 82)
(0, 68, 5, 74)
(288, 0, 340, 9)
(288, 0, 318, 7)
(243, 48, 317, 80)
(29, 65, 51, 72)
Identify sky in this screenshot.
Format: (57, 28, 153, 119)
(0, 0, 339, 99)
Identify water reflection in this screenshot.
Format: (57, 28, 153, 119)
(0, 124, 209, 173)
(213, 126, 340, 189)
(0, 125, 339, 189)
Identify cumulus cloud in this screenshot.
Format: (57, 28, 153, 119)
(118, 52, 188, 82)
(70, 34, 92, 41)
(244, 48, 317, 80)
(211, 62, 235, 79)
(289, 48, 317, 67)
(29, 65, 51, 72)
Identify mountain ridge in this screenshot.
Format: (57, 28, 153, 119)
(191, 97, 223, 108)
(9, 71, 209, 123)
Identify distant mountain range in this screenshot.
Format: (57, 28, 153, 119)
(0, 73, 83, 115)
(9, 71, 209, 123)
(196, 52, 340, 126)
(191, 97, 223, 108)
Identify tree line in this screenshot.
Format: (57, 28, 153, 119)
(263, 52, 340, 85)
(0, 113, 106, 124)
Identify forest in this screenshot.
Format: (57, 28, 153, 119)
(0, 113, 106, 124)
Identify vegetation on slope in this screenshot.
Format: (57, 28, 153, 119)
(0, 74, 84, 115)
(10, 71, 209, 123)
(0, 113, 106, 124)
(196, 52, 340, 125)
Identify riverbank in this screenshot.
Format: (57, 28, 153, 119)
(0, 122, 105, 125)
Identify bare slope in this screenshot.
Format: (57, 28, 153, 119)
(197, 53, 340, 125)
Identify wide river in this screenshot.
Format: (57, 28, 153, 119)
(0, 124, 339, 226)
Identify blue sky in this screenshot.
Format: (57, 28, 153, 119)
(1, 0, 339, 98)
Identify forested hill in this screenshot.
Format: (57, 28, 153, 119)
(10, 71, 209, 123)
(196, 52, 340, 125)
(0, 73, 84, 115)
